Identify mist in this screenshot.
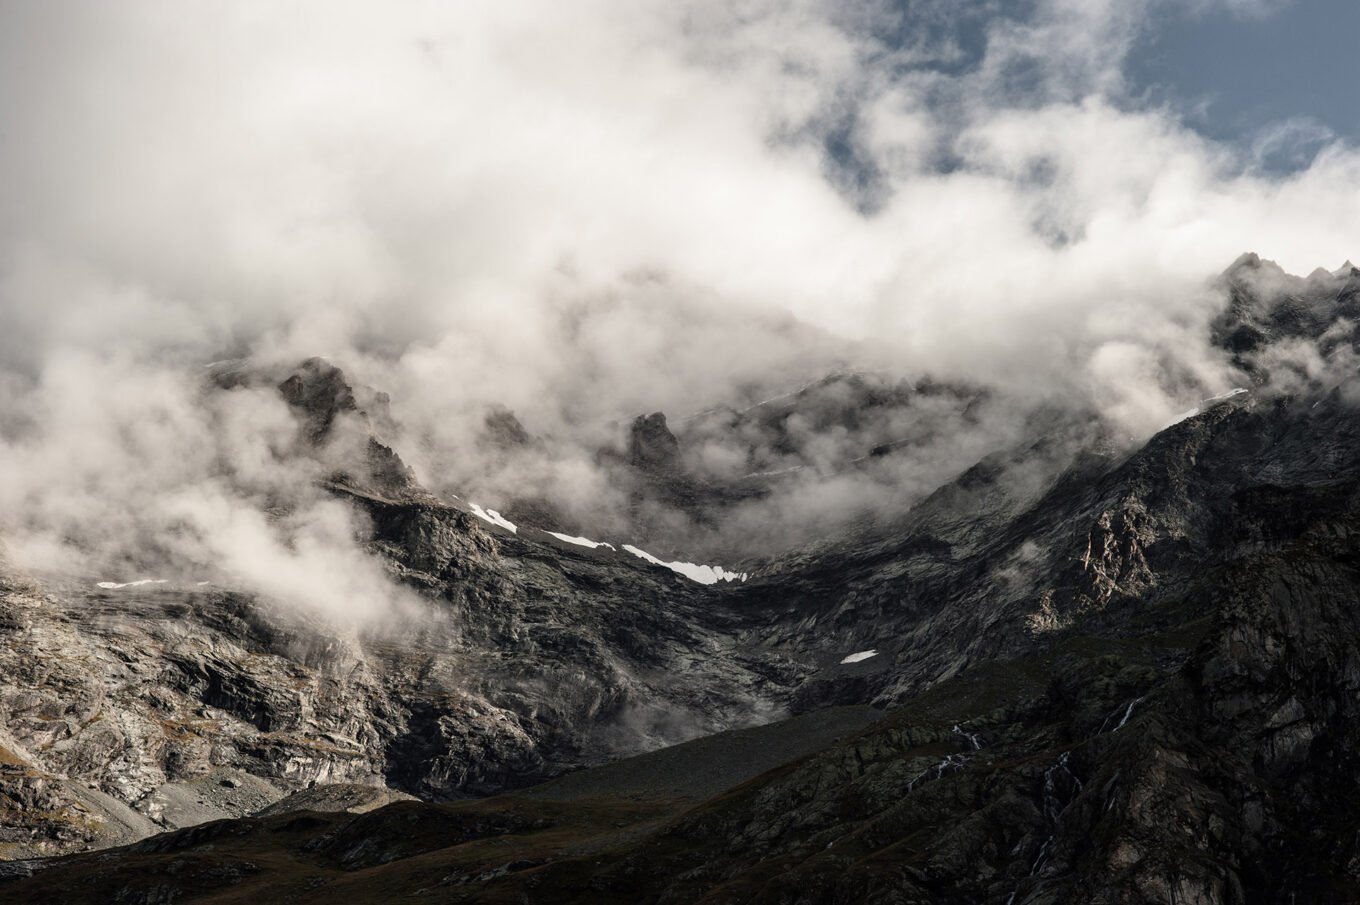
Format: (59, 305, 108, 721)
(0, 0, 1357, 612)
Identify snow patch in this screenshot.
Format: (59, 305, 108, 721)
(739, 378, 820, 414)
(1160, 387, 1248, 431)
(1160, 407, 1201, 430)
(621, 545, 747, 585)
(840, 649, 878, 664)
(96, 579, 167, 590)
(547, 531, 615, 550)
(953, 723, 983, 750)
(1112, 695, 1146, 732)
(742, 465, 805, 479)
(469, 503, 517, 534)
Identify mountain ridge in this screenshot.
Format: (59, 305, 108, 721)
(3, 255, 1360, 902)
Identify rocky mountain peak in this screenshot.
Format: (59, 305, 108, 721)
(276, 357, 363, 444)
(481, 407, 532, 450)
(204, 356, 414, 500)
(628, 411, 681, 472)
(1223, 250, 1262, 275)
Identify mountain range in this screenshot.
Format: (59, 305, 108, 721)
(2, 255, 1360, 903)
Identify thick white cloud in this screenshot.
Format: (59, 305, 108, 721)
(0, 0, 1355, 597)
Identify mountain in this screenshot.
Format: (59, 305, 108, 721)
(3, 257, 1360, 903)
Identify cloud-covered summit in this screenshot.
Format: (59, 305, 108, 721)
(0, 0, 1355, 610)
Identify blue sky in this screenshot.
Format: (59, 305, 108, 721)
(1129, 0, 1360, 169)
(857, 0, 1357, 176)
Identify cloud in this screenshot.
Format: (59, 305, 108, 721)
(1250, 117, 1335, 172)
(0, 0, 1356, 589)
(0, 350, 423, 625)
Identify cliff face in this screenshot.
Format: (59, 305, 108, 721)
(0, 357, 812, 860)
(4, 261, 1360, 903)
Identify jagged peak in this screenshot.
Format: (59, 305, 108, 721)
(481, 407, 533, 450)
(629, 411, 681, 472)
(1221, 251, 1291, 285)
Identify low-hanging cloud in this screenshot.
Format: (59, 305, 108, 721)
(0, 350, 426, 625)
(0, 0, 1356, 597)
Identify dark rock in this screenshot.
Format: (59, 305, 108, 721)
(277, 357, 361, 444)
(628, 412, 681, 472)
(482, 408, 532, 450)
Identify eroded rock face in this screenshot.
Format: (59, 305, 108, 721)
(0, 525, 791, 856)
(0, 362, 802, 857)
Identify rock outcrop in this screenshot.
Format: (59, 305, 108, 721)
(628, 412, 682, 473)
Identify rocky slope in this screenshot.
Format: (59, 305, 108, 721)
(3, 258, 1360, 902)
